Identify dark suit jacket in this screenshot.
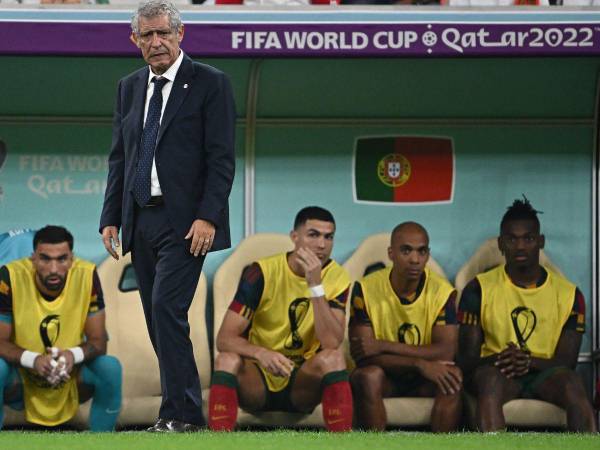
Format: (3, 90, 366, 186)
(100, 54, 236, 254)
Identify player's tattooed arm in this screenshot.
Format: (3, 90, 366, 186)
(54, 312, 108, 377)
(81, 342, 103, 361)
(82, 310, 108, 360)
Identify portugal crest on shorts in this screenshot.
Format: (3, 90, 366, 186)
(377, 153, 411, 188)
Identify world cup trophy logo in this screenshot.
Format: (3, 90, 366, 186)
(25, 314, 62, 388)
(284, 298, 310, 350)
(40, 314, 61, 349)
(397, 323, 421, 345)
(510, 306, 537, 351)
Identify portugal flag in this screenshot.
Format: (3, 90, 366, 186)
(353, 136, 454, 204)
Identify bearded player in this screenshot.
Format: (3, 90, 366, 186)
(208, 206, 352, 431)
(0, 225, 121, 430)
(458, 198, 596, 432)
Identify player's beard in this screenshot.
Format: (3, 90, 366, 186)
(41, 273, 66, 293)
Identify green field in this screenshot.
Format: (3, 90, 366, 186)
(0, 431, 598, 450)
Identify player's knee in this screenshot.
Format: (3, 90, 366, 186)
(92, 356, 122, 391)
(214, 352, 242, 373)
(438, 387, 463, 402)
(312, 348, 346, 374)
(350, 365, 385, 395)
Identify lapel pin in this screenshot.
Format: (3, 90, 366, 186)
(183, 83, 189, 89)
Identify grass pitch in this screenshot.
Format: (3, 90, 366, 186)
(0, 431, 598, 450)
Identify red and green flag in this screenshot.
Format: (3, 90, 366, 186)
(353, 136, 454, 204)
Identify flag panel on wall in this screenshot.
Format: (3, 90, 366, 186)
(353, 136, 454, 204)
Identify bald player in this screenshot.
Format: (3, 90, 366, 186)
(349, 222, 462, 431)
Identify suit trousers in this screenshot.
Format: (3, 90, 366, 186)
(131, 203, 205, 425)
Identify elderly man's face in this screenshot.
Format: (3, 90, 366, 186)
(131, 14, 184, 75)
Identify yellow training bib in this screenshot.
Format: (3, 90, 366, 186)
(478, 265, 575, 359)
(251, 253, 350, 392)
(8, 257, 94, 426)
(360, 267, 454, 346)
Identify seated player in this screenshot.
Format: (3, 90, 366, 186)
(458, 198, 596, 432)
(350, 222, 462, 431)
(0, 226, 122, 431)
(208, 206, 352, 431)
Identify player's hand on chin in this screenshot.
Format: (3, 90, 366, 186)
(296, 248, 322, 288)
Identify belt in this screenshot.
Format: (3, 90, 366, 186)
(145, 195, 164, 207)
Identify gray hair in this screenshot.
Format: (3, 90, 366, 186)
(131, 0, 182, 35)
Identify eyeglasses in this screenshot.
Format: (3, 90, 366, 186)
(137, 29, 174, 44)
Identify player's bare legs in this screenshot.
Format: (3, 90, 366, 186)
(472, 365, 520, 432)
(534, 370, 596, 432)
(350, 365, 396, 430)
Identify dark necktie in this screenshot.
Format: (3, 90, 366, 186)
(133, 76, 169, 207)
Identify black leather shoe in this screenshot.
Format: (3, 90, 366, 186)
(179, 422, 202, 433)
(147, 418, 203, 433)
(146, 418, 170, 432)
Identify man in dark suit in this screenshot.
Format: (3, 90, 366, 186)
(99, 0, 235, 432)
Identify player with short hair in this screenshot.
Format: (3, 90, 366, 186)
(350, 222, 462, 431)
(208, 206, 352, 431)
(0, 225, 121, 431)
(458, 198, 596, 432)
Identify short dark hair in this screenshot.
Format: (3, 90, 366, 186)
(293, 206, 335, 230)
(500, 196, 542, 233)
(33, 226, 74, 251)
